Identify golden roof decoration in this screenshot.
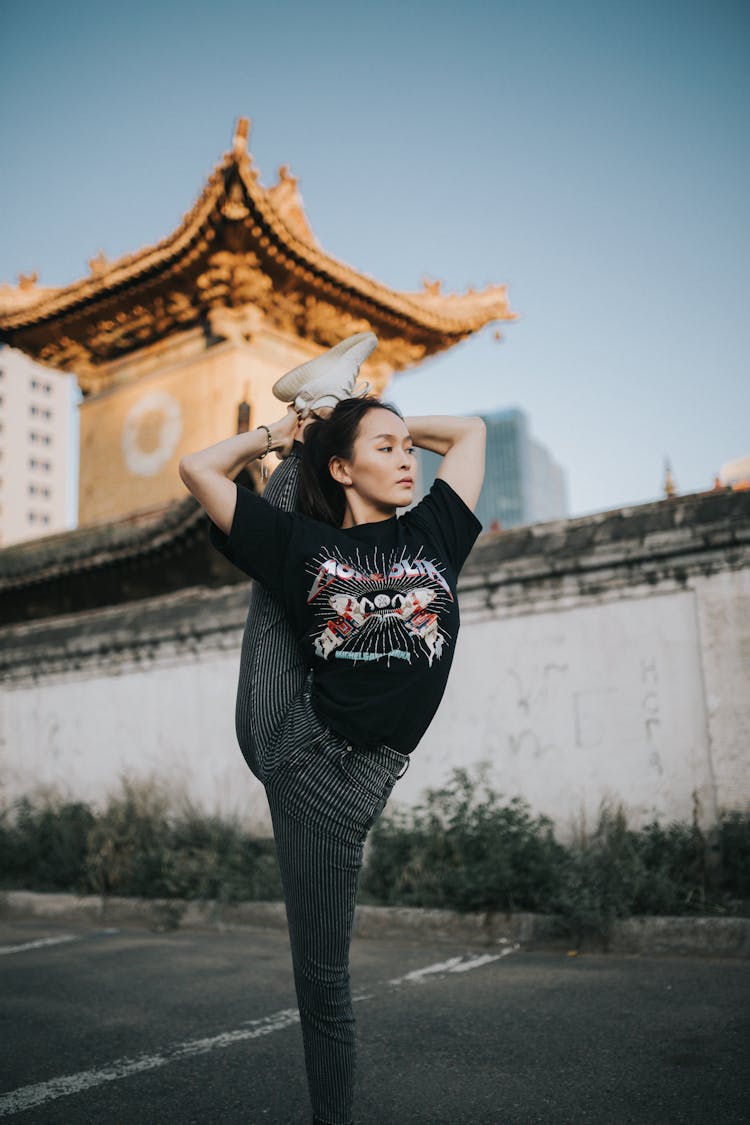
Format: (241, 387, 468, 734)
(266, 164, 318, 245)
(0, 116, 518, 382)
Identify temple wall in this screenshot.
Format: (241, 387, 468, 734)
(692, 567, 750, 811)
(77, 331, 321, 528)
(402, 585, 718, 836)
(2, 493, 748, 842)
(0, 646, 262, 826)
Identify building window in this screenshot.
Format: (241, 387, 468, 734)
(29, 456, 52, 471)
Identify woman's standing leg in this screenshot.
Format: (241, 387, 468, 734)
(269, 802, 362, 1125)
(265, 742, 407, 1125)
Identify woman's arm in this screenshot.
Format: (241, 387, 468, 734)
(179, 406, 299, 535)
(405, 415, 486, 511)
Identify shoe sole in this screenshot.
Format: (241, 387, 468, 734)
(272, 331, 378, 402)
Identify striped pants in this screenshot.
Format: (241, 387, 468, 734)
(235, 442, 410, 1125)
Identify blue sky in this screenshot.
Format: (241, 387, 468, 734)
(1, 0, 748, 517)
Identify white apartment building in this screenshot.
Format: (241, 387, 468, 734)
(0, 346, 77, 547)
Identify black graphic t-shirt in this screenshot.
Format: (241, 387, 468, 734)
(208, 476, 483, 755)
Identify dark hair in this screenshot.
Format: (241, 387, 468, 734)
(298, 396, 405, 526)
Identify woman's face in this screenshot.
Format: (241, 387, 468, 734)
(331, 408, 417, 513)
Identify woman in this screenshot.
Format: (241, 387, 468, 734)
(179, 331, 486, 1125)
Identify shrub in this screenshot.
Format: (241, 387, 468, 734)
(630, 819, 710, 915)
(548, 802, 651, 947)
(80, 778, 282, 903)
(0, 778, 282, 905)
(362, 767, 750, 943)
(162, 803, 281, 903)
(84, 777, 173, 897)
(717, 811, 750, 901)
(360, 764, 566, 914)
(1, 769, 747, 939)
(0, 796, 95, 892)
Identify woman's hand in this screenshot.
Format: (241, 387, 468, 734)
(272, 405, 305, 459)
(180, 405, 306, 534)
(405, 414, 486, 512)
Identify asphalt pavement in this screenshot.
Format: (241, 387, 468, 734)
(1, 918, 748, 1124)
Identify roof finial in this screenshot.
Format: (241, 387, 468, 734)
(233, 117, 250, 158)
(664, 457, 677, 498)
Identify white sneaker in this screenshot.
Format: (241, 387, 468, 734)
(272, 331, 378, 417)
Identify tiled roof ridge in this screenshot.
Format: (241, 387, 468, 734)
(0, 118, 517, 338)
(464, 486, 750, 574)
(0, 494, 204, 589)
(3, 484, 748, 596)
(0, 163, 228, 329)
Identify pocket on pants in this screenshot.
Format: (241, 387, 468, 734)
(337, 747, 397, 805)
(361, 785, 392, 834)
(269, 732, 326, 786)
(266, 742, 393, 846)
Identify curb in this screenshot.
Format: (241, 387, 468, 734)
(1, 891, 748, 958)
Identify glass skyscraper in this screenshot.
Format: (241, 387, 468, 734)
(412, 407, 568, 532)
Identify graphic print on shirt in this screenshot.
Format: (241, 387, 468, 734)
(306, 545, 454, 668)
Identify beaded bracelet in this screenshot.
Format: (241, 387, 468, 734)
(257, 424, 273, 481)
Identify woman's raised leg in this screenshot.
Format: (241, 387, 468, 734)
(234, 443, 309, 780)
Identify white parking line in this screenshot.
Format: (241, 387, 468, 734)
(448, 950, 518, 972)
(0, 948, 512, 1116)
(0, 1008, 301, 1117)
(0, 929, 121, 957)
(387, 949, 518, 986)
(0, 935, 79, 956)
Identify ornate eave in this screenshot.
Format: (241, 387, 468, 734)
(0, 118, 517, 389)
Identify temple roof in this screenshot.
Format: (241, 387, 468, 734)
(0, 118, 517, 381)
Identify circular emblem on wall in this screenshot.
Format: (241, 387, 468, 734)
(121, 391, 183, 477)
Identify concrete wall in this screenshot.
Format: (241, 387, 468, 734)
(1, 490, 748, 841)
(0, 588, 261, 825)
(408, 585, 716, 837)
